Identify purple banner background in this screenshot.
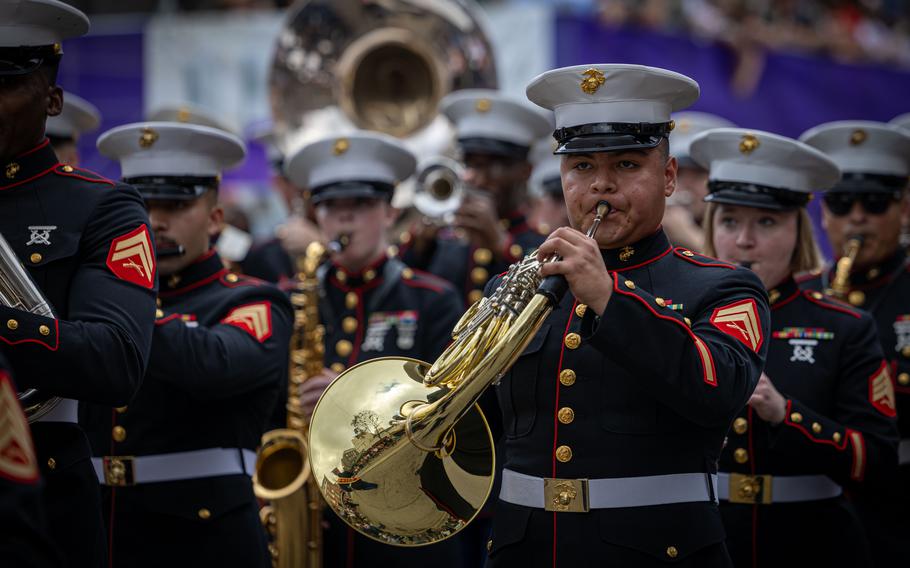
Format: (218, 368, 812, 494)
(555, 15, 910, 258)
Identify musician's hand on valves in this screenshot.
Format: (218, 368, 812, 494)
(300, 368, 339, 419)
(277, 216, 321, 258)
(454, 192, 508, 256)
(537, 226, 613, 315)
(748, 373, 787, 424)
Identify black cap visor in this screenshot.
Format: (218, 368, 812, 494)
(705, 181, 810, 211)
(0, 46, 59, 77)
(125, 176, 217, 202)
(553, 122, 672, 155)
(310, 181, 394, 205)
(458, 137, 530, 161)
(829, 172, 908, 194)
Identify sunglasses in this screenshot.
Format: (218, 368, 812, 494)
(823, 191, 901, 216)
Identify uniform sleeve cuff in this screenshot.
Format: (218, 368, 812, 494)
(0, 306, 59, 350)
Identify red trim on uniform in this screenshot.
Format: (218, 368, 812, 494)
(16, 139, 50, 158)
(54, 166, 115, 186)
(611, 276, 718, 386)
(154, 313, 183, 326)
(221, 301, 274, 343)
(0, 164, 60, 191)
(672, 248, 736, 269)
(348, 290, 365, 367)
(802, 291, 861, 319)
(618, 245, 673, 271)
(782, 399, 849, 450)
(848, 430, 866, 482)
(552, 300, 577, 568)
(709, 298, 764, 353)
(329, 276, 382, 295)
(106, 225, 156, 289)
(159, 268, 229, 298)
(771, 289, 801, 310)
(192, 249, 217, 264)
(0, 318, 59, 351)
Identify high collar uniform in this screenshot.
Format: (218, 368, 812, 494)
(315, 254, 470, 568)
(800, 249, 910, 565)
(80, 250, 292, 568)
(485, 229, 770, 568)
(0, 139, 157, 567)
(719, 277, 898, 568)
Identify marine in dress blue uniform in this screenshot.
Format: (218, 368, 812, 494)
(798, 120, 910, 567)
(478, 64, 770, 568)
(693, 127, 900, 567)
(45, 90, 100, 167)
(285, 132, 467, 567)
(400, 89, 552, 306)
(81, 122, 293, 568)
(0, 3, 157, 565)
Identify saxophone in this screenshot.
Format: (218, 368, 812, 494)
(827, 235, 863, 300)
(253, 236, 347, 568)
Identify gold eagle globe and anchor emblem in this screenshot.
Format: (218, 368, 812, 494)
(580, 68, 606, 94)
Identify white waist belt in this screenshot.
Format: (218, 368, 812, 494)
(36, 398, 78, 423)
(717, 472, 842, 503)
(499, 468, 718, 512)
(92, 448, 256, 486)
(899, 439, 910, 466)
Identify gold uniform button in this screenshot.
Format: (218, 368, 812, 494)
(555, 445, 573, 463)
(471, 267, 489, 285)
(47, 458, 56, 470)
(898, 372, 910, 386)
(902, 346, 910, 358)
(733, 448, 748, 464)
(575, 304, 587, 318)
(564, 332, 581, 350)
(812, 422, 822, 434)
(155, 309, 164, 318)
(112, 426, 126, 442)
(336, 340, 353, 357)
(848, 290, 865, 306)
(30, 253, 42, 264)
(768, 289, 781, 304)
(6, 319, 18, 330)
(364, 269, 376, 282)
(37, 324, 50, 336)
(624, 280, 635, 290)
(557, 407, 575, 424)
(867, 268, 881, 280)
(655, 297, 666, 307)
(342, 317, 358, 334)
(386, 245, 399, 258)
(399, 231, 412, 245)
(467, 290, 484, 304)
(666, 546, 679, 559)
(225, 273, 239, 283)
(509, 244, 523, 258)
(473, 248, 493, 265)
(833, 432, 843, 443)
(682, 250, 694, 257)
(345, 292, 358, 309)
(811, 291, 824, 300)
(115, 406, 128, 414)
(790, 412, 803, 423)
(559, 369, 576, 386)
(330, 362, 346, 374)
(197, 508, 212, 520)
(62, 165, 74, 173)
(336, 270, 347, 283)
(402, 268, 414, 280)
(732, 417, 748, 435)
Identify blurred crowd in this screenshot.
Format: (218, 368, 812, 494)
(598, 0, 910, 67)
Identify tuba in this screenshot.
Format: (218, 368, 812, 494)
(308, 202, 612, 546)
(827, 235, 863, 300)
(253, 236, 347, 568)
(0, 232, 59, 421)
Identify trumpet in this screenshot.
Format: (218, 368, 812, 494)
(827, 235, 863, 300)
(0, 232, 59, 421)
(412, 157, 465, 223)
(308, 201, 612, 546)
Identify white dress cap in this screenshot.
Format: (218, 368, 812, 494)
(690, 128, 840, 209)
(46, 91, 100, 140)
(97, 122, 246, 179)
(799, 121, 910, 177)
(0, 0, 89, 47)
(669, 111, 736, 163)
(440, 89, 553, 153)
(284, 131, 417, 193)
(147, 103, 238, 136)
(890, 113, 910, 133)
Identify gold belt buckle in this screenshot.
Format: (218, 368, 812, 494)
(728, 473, 772, 504)
(103, 456, 136, 486)
(544, 477, 590, 513)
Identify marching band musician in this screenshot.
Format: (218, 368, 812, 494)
(696, 128, 899, 567)
(400, 89, 552, 306)
(45, 90, 100, 167)
(0, 2, 158, 565)
(284, 131, 467, 568)
(479, 64, 770, 567)
(798, 120, 910, 567)
(83, 122, 293, 567)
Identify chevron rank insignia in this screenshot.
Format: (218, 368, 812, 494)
(106, 225, 155, 289)
(869, 363, 897, 417)
(0, 372, 39, 484)
(709, 299, 763, 353)
(221, 302, 272, 343)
